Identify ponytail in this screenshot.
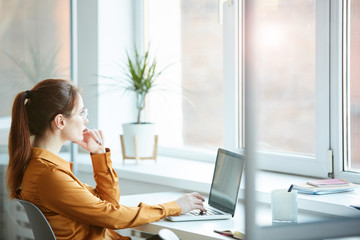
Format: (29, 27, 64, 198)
(6, 79, 79, 199)
(7, 91, 32, 199)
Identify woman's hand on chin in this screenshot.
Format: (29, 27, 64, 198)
(74, 128, 106, 154)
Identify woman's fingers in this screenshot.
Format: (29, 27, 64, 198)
(99, 129, 104, 141)
(89, 129, 103, 145)
(176, 192, 206, 214)
(192, 198, 206, 212)
(189, 192, 205, 202)
(98, 129, 104, 145)
(74, 128, 105, 154)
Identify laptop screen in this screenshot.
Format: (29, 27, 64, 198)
(208, 148, 244, 216)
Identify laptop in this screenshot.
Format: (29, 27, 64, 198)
(166, 148, 245, 222)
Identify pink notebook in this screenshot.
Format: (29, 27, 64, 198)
(307, 178, 349, 187)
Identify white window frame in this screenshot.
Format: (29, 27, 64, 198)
(70, 0, 100, 173)
(158, 0, 241, 161)
(143, 0, 333, 178)
(223, 0, 240, 152)
(145, 0, 239, 162)
(332, 0, 346, 181)
(243, 1, 360, 239)
(74, 0, 359, 180)
(332, 0, 360, 183)
(237, 0, 331, 178)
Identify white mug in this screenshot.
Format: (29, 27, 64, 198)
(271, 189, 298, 223)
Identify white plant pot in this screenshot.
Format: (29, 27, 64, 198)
(122, 123, 157, 158)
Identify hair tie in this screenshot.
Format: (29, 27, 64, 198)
(25, 90, 32, 99)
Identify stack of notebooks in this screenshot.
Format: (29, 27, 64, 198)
(293, 178, 358, 195)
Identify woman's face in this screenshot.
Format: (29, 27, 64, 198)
(62, 94, 89, 142)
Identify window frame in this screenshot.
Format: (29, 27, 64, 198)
(0, 1, 73, 158)
(146, 0, 238, 162)
(70, 0, 100, 173)
(332, 0, 346, 180)
(83, 0, 359, 180)
(145, 0, 333, 178)
(333, 0, 360, 183)
(223, 0, 240, 152)
(239, 0, 331, 178)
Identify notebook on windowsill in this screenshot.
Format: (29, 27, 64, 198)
(293, 180, 358, 195)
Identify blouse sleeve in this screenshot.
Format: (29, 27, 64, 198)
(37, 150, 181, 229)
(89, 148, 120, 206)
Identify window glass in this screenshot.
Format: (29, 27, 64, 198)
(0, 0, 71, 153)
(147, 0, 224, 151)
(346, 0, 360, 170)
(247, 0, 316, 155)
(0, 0, 71, 117)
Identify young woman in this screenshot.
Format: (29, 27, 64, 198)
(7, 79, 205, 240)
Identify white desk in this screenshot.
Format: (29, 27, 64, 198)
(118, 192, 334, 240)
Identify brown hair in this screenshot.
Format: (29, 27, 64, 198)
(7, 79, 79, 199)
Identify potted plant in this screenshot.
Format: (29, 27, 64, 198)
(102, 45, 166, 162)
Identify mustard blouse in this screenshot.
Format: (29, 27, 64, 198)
(19, 147, 181, 240)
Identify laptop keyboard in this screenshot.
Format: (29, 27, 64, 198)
(188, 207, 223, 216)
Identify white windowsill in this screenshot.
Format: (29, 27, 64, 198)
(76, 152, 360, 219)
(2, 151, 360, 218)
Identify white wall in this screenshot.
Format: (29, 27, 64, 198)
(97, 0, 137, 156)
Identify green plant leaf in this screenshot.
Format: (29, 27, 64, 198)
(98, 44, 179, 123)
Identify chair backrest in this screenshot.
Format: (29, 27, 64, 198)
(16, 199, 56, 240)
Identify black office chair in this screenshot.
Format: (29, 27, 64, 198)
(16, 199, 56, 240)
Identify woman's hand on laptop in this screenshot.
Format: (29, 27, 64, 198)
(176, 192, 206, 214)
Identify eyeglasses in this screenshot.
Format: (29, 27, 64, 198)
(78, 108, 88, 121)
(50, 108, 88, 122)
(62, 108, 88, 121)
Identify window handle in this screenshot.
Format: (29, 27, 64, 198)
(218, 0, 233, 24)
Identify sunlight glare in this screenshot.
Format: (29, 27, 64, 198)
(257, 24, 283, 48)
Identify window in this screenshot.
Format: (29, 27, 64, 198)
(242, 0, 330, 177)
(343, 0, 360, 172)
(240, 0, 360, 180)
(0, 0, 71, 153)
(93, 0, 359, 179)
(247, 1, 316, 155)
(95, 1, 227, 161)
(146, 0, 224, 154)
(0, 0, 71, 117)
(331, 0, 360, 182)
